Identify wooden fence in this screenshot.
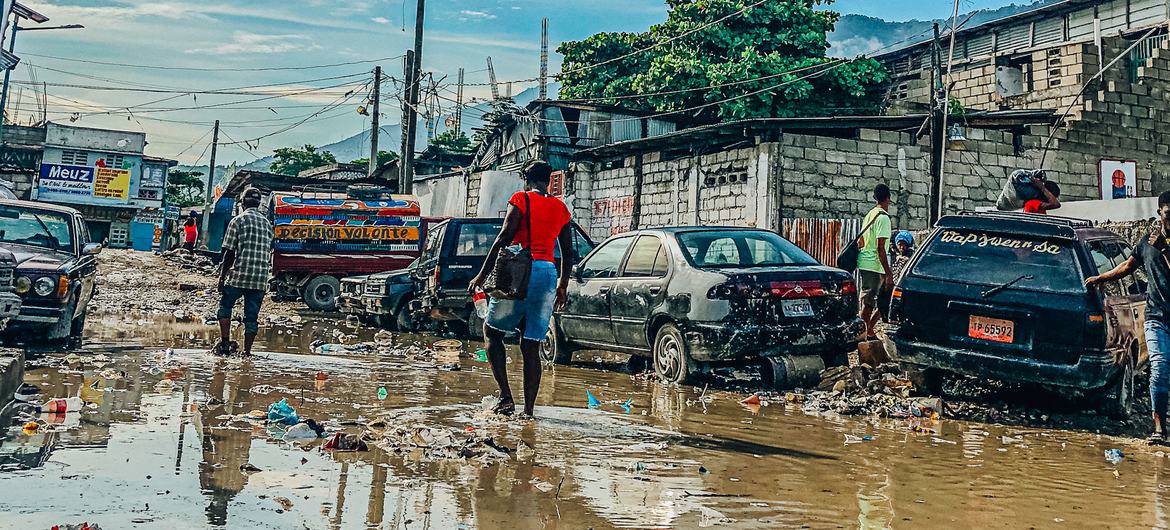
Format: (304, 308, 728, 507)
(781, 218, 861, 266)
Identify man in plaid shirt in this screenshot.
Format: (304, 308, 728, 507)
(216, 188, 273, 356)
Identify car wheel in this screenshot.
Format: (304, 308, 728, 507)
(395, 300, 417, 333)
(48, 298, 78, 342)
(1100, 356, 1137, 418)
(653, 323, 696, 385)
(70, 309, 88, 339)
(302, 276, 340, 312)
(539, 317, 574, 365)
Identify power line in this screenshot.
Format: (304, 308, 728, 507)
(18, 52, 406, 72)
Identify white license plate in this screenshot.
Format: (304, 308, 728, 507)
(782, 299, 814, 317)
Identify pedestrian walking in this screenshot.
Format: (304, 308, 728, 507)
(468, 160, 574, 417)
(1087, 190, 1170, 443)
(215, 188, 272, 356)
(182, 212, 199, 251)
(857, 183, 892, 340)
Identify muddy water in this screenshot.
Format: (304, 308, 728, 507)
(2, 313, 1169, 529)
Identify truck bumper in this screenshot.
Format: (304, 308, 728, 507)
(885, 326, 1115, 390)
(362, 295, 391, 316)
(681, 317, 864, 363)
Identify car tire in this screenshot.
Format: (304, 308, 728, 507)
(1100, 356, 1137, 418)
(70, 309, 87, 339)
(395, 300, 417, 333)
(653, 323, 696, 385)
(48, 298, 78, 341)
(540, 317, 574, 365)
(302, 276, 340, 312)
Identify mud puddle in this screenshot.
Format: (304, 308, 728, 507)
(2, 313, 1169, 528)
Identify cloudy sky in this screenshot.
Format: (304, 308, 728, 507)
(6, 0, 1020, 165)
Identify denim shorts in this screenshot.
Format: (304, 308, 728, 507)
(217, 285, 265, 334)
(485, 260, 558, 341)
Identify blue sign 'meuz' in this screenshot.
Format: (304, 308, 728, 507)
(40, 163, 95, 183)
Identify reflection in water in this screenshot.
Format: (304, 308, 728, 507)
(0, 312, 1166, 529)
(198, 361, 255, 526)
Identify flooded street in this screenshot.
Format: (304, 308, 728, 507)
(0, 312, 1165, 529)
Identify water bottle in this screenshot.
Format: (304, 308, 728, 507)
(39, 397, 83, 414)
(473, 288, 489, 319)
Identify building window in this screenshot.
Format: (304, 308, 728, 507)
(101, 153, 125, 169)
(60, 150, 88, 166)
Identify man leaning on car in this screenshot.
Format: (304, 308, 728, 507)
(1087, 190, 1170, 444)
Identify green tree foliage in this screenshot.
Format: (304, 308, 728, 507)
(270, 144, 337, 176)
(165, 170, 206, 208)
(430, 130, 472, 153)
(350, 150, 399, 168)
(557, 0, 889, 121)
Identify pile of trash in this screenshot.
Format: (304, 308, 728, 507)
(160, 249, 217, 274)
(789, 362, 945, 419)
(372, 421, 515, 465)
(226, 398, 371, 451)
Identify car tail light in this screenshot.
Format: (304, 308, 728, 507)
(708, 280, 826, 300)
(841, 279, 858, 296)
(1085, 312, 1107, 347)
(891, 287, 902, 299)
(888, 286, 904, 322)
(430, 266, 441, 289)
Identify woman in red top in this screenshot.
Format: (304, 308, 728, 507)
(182, 214, 199, 251)
(469, 160, 573, 416)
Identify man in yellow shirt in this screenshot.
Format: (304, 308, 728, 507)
(857, 184, 892, 340)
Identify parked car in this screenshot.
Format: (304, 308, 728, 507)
(360, 259, 422, 332)
(0, 200, 99, 341)
(413, 217, 595, 338)
(886, 212, 1145, 416)
(542, 227, 864, 386)
(0, 249, 20, 331)
(338, 275, 369, 320)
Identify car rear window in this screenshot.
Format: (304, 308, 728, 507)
(453, 222, 503, 257)
(677, 230, 817, 268)
(911, 229, 1083, 293)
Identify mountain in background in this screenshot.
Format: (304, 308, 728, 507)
(829, 0, 1062, 57)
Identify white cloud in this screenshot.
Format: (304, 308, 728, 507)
(187, 32, 322, 55)
(459, 9, 497, 20)
(370, 16, 391, 24)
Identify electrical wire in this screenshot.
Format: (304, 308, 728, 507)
(18, 52, 406, 72)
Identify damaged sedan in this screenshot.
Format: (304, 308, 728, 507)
(542, 227, 864, 387)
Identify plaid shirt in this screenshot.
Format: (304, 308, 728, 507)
(222, 208, 273, 291)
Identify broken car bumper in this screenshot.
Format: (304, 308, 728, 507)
(887, 331, 1116, 390)
(681, 317, 865, 362)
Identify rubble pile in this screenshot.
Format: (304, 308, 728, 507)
(793, 362, 939, 418)
(160, 249, 217, 274)
(91, 249, 220, 317)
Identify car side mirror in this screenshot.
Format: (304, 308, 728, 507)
(82, 243, 102, 256)
(572, 264, 583, 281)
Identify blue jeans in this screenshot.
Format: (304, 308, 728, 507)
(1145, 319, 1170, 418)
(218, 286, 265, 334)
(485, 260, 558, 341)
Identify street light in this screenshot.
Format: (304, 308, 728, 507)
(0, 14, 82, 143)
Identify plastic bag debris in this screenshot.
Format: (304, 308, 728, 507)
(378, 387, 388, 400)
(844, 434, 875, 445)
(740, 394, 761, 405)
(587, 390, 601, 408)
(312, 343, 370, 355)
(284, 422, 320, 441)
(1105, 448, 1124, 465)
(267, 398, 300, 425)
(474, 349, 488, 362)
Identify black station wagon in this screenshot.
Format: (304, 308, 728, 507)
(886, 212, 1146, 415)
(542, 227, 864, 386)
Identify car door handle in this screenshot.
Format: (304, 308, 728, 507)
(649, 286, 661, 295)
(598, 286, 610, 294)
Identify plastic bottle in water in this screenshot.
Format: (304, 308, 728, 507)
(39, 397, 83, 414)
(473, 288, 489, 319)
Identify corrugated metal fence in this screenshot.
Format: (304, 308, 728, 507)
(781, 218, 861, 266)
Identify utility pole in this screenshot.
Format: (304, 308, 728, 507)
(539, 18, 549, 100)
(0, 17, 19, 142)
(486, 57, 499, 101)
(401, 0, 425, 195)
(454, 67, 464, 133)
(399, 51, 414, 193)
(928, 23, 945, 225)
(368, 65, 381, 178)
(201, 119, 220, 248)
